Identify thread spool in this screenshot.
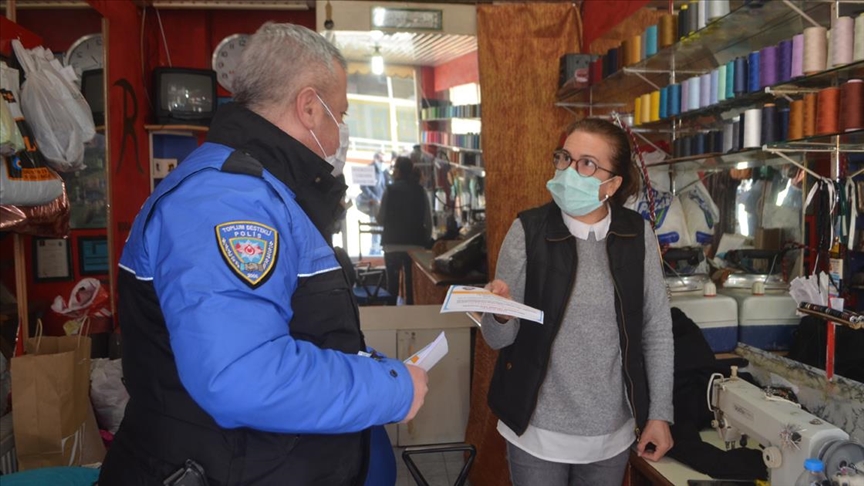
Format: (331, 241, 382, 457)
(590, 58, 604, 85)
(668, 83, 681, 116)
(706, 0, 727, 22)
(645, 25, 659, 57)
(681, 136, 693, 157)
(747, 51, 761, 92)
(659, 14, 676, 48)
(752, 281, 765, 296)
(710, 69, 719, 105)
(803, 26, 828, 74)
(621, 39, 631, 66)
(641, 93, 652, 124)
(743, 108, 762, 148)
(761, 103, 777, 144)
(816, 86, 841, 135)
(607, 47, 619, 76)
(659, 86, 668, 119)
(650, 90, 661, 121)
(703, 281, 717, 297)
(630, 34, 642, 65)
(791, 33, 804, 78)
(827, 27, 834, 71)
(694, 132, 706, 155)
(733, 118, 742, 151)
(689, 0, 699, 34)
(726, 60, 735, 99)
(831, 17, 854, 67)
(634, 95, 642, 126)
(841, 79, 863, 131)
(803, 93, 817, 136)
(760, 45, 778, 88)
(700, 73, 711, 108)
(641, 29, 648, 61)
(734, 56, 747, 96)
(688, 76, 701, 111)
(778, 107, 790, 141)
(672, 138, 683, 158)
(789, 99, 804, 140)
(678, 4, 690, 40)
(723, 121, 736, 152)
(778, 39, 792, 83)
(855, 14, 864, 62)
(696, 0, 706, 31)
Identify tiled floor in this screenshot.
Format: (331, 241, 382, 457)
(394, 448, 473, 486)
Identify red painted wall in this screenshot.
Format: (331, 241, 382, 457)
(14, 9, 102, 53)
(433, 51, 479, 94)
(152, 9, 315, 96)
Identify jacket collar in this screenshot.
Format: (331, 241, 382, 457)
(206, 103, 347, 238)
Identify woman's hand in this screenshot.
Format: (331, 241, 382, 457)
(485, 279, 515, 323)
(636, 419, 673, 462)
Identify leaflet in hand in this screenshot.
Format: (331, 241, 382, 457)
(440, 285, 544, 324)
(404, 331, 448, 371)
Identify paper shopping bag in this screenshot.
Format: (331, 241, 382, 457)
(10, 326, 101, 470)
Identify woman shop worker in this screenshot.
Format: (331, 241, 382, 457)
(481, 118, 674, 486)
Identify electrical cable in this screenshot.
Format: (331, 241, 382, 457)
(155, 7, 172, 67)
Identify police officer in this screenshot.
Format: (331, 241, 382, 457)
(99, 23, 428, 486)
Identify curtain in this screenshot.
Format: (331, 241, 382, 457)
(468, 4, 580, 485)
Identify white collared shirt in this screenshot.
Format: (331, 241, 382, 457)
(560, 205, 611, 241)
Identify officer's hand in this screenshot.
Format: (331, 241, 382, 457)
(401, 364, 428, 423)
(485, 279, 515, 323)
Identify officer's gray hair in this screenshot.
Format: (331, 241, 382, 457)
(232, 23, 347, 112)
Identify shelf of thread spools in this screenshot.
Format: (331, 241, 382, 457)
(421, 133, 483, 154)
(420, 103, 482, 121)
(557, 0, 861, 111)
(633, 61, 864, 133)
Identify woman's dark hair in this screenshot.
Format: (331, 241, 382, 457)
(564, 118, 640, 206)
(393, 156, 413, 180)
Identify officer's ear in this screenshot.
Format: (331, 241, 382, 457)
(295, 87, 320, 130)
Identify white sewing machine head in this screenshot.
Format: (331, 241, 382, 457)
(709, 367, 864, 486)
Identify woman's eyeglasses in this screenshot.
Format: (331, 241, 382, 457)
(552, 149, 618, 178)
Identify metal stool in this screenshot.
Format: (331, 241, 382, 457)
(402, 443, 476, 486)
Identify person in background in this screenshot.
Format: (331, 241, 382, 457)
(355, 151, 388, 255)
(377, 157, 432, 304)
(481, 119, 674, 486)
(99, 23, 427, 486)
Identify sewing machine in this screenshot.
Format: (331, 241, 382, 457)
(710, 367, 864, 485)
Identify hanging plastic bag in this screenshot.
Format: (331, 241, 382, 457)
(676, 171, 720, 246)
(89, 359, 128, 434)
(0, 94, 26, 155)
(626, 166, 693, 247)
(11, 40, 94, 172)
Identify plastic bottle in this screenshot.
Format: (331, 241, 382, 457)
(794, 458, 829, 486)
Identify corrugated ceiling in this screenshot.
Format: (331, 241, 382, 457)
(332, 30, 476, 67)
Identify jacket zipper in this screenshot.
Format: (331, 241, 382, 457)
(607, 230, 641, 442)
(530, 234, 578, 419)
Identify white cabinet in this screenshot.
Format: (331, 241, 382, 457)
(360, 305, 474, 446)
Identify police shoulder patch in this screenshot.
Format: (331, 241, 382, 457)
(215, 221, 279, 288)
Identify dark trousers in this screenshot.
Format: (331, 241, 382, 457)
(384, 251, 413, 305)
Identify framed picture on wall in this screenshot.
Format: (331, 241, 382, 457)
(77, 236, 109, 276)
(33, 238, 73, 282)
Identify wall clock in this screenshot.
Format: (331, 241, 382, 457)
(64, 33, 103, 78)
(212, 34, 249, 93)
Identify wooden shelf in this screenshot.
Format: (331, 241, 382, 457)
(145, 124, 209, 132)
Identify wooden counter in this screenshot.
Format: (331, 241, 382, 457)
(408, 250, 487, 305)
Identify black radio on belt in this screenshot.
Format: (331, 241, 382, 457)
(164, 460, 209, 486)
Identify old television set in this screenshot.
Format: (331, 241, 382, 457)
(153, 67, 217, 125)
(80, 69, 104, 126)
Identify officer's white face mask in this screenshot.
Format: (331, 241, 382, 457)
(310, 93, 349, 177)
